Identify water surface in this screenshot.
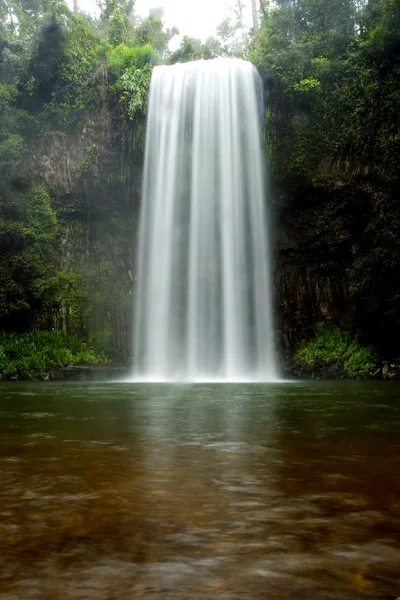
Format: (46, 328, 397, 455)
(1, 381, 400, 599)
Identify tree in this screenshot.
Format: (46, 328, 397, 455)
(251, 0, 259, 33)
(168, 35, 204, 63)
(134, 8, 178, 58)
(216, 0, 249, 57)
(0, 182, 58, 328)
(250, 0, 400, 351)
(0, 0, 163, 339)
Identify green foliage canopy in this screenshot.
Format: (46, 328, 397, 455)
(0, 0, 164, 348)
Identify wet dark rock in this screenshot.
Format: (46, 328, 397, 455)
(48, 364, 131, 381)
(382, 361, 400, 380)
(287, 358, 399, 381)
(287, 358, 351, 380)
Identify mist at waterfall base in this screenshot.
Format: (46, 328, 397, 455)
(132, 58, 278, 383)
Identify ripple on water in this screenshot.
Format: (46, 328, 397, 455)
(179, 440, 266, 454)
(1, 381, 400, 599)
(21, 413, 57, 418)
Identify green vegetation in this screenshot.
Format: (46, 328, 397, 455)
(250, 0, 400, 188)
(0, 183, 57, 324)
(295, 323, 378, 378)
(0, 331, 108, 380)
(0, 0, 162, 367)
(250, 0, 400, 355)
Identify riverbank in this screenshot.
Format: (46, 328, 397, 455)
(283, 358, 400, 381)
(2, 327, 399, 382)
(0, 331, 113, 381)
(282, 322, 400, 381)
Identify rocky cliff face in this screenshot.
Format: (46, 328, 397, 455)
(31, 113, 395, 363)
(27, 109, 143, 355)
(29, 112, 113, 197)
(275, 255, 352, 355)
(272, 175, 400, 360)
(30, 119, 353, 361)
(272, 190, 352, 357)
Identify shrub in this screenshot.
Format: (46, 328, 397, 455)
(295, 323, 377, 378)
(0, 331, 108, 380)
(107, 44, 156, 78)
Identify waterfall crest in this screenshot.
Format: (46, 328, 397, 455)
(133, 58, 278, 382)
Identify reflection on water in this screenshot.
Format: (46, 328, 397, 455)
(1, 381, 400, 599)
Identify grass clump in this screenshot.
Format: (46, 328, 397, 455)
(295, 323, 377, 378)
(0, 331, 109, 380)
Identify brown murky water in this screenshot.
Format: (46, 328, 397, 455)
(1, 381, 400, 599)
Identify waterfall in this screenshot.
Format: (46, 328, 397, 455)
(133, 58, 278, 382)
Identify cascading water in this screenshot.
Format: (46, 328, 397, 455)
(133, 58, 278, 382)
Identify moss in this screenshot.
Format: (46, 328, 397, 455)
(295, 322, 377, 378)
(81, 146, 94, 175)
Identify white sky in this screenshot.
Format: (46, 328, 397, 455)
(135, 0, 230, 40)
(73, 0, 252, 42)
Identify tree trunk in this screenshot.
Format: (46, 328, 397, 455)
(251, 0, 259, 32)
